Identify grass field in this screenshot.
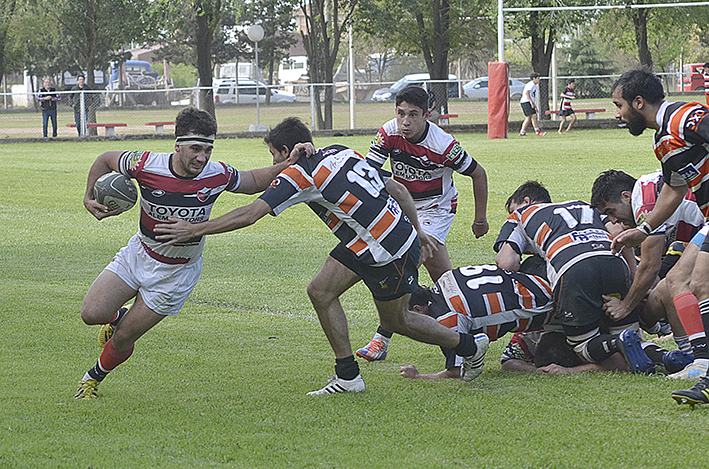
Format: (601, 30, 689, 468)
(1, 129, 707, 468)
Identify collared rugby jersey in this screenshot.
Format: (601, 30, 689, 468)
(495, 201, 614, 288)
(366, 119, 478, 213)
(561, 87, 574, 111)
(653, 101, 709, 217)
(631, 170, 704, 242)
(259, 144, 417, 266)
(118, 150, 241, 264)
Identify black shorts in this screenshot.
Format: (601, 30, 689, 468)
(521, 102, 536, 116)
(553, 255, 634, 335)
(559, 109, 575, 117)
(329, 239, 420, 302)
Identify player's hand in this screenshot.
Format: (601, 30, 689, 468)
(602, 295, 631, 321)
(84, 196, 123, 220)
(288, 142, 316, 164)
(154, 217, 198, 245)
(611, 228, 647, 254)
(471, 219, 489, 238)
(538, 364, 572, 375)
(418, 231, 438, 264)
(400, 365, 421, 379)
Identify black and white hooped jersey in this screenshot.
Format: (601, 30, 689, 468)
(118, 150, 241, 264)
(495, 201, 614, 288)
(259, 144, 417, 266)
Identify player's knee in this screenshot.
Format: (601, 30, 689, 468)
(689, 276, 709, 301)
(80, 303, 104, 325)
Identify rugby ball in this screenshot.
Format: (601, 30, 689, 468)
(93, 173, 138, 212)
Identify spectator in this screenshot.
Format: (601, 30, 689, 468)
(558, 79, 577, 134)
(70, 75, 96, 136)
(37, 78, 60, 138)
(519, 73, 545, 137)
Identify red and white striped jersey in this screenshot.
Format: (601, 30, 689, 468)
(366, 119, 478, 213)
(653, 101, 709, 217)
(496, 201, 614, 288)
(561, 87, 574, 111)
(631, 170, 704, 242)
(259, 144, 417, 266)
(118, 150, 241, 264)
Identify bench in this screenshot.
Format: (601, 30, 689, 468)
(66, 123, 127, 135)
(545, 109, 606, 119)
(438, 114, 458, 126)
(146, 121, 175, 134)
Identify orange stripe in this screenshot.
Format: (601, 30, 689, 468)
(485, 325, 499, 341)
(440, 315, 458, 329)
(338, 193, 360, 215)
(281, 166, 312, 190)
(326, 213, 340, 230)
(517, 284, 534, 309)
(313, 165, 332, 188)
(535, 223, 552, 247)
(485, 293, 503, 314)
(370, 211, 396, 240)
(517, 318, 530, 332)
(348, 238, 368, 255)
(688, 158, 709, 191)
(667, 103, 698, 152)
(449, 295, 467, 315)
(520, 205, 542, 224)
(546, 234, 574, 260)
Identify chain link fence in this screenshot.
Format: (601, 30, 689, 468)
(1, 74, 705, 139)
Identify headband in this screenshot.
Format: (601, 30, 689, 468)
(175, 134, 216, 147)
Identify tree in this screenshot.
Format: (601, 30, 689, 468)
(0, 0, 19, 85)
(356, 0, 494, 115)
(299, 0, 358, 130)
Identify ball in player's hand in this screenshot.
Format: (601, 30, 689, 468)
(93, 173, 138, 212)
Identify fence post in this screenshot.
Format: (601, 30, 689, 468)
(310, 84, 316, 130)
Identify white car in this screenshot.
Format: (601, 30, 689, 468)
(463, 77, 526, 101)
(214, 79, 297, 104)
(372, 73, 459, 102)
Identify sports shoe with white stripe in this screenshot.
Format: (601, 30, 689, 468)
(666, 360, 709, 380)
(461, 333, 490, 382)
(307, 374, 365, 396)
(356, 337, 388, 361)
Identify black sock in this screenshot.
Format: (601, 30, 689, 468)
(585, 334, 619, 363)
(453, 333, 478, 357)
(376, 326, 393, 339)
(335, 356, 360, 380)
(641, 342, 665, 364)
(87, 361, 109, 382)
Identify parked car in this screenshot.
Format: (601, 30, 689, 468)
(463, 77, 526, 101)
(214, 78, 297, 104)
(371, 73, 459, 102)
(678, 63, 706, 92)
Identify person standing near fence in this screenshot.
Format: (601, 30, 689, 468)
(37, 78, 60, 138)
(70, 75, 94, 136)
(558, 79, 577, 134)
(519, 73, 545, 137)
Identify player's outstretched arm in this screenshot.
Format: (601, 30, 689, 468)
(236, 143, 311, 194)
(84, 150, 126, 220)
(400, 364, 461, 380)
(154, 199, 272, 245)
(469, 164, 489, 238)
(385, 178, 438, 263)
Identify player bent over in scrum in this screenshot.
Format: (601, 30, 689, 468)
(74, 107, 303, 399)
(154, 117, 489, 395)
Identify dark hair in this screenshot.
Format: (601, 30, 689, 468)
(264, 117, 313, 153)
(408, 285, 434, 311)
(534, 331, 584, 368)
(395, 86, 429, 113)
(704, 62, 709, 69)
(590, 170, 637, 208)
(174, 106, 218, 137)
(611, 69, 665, 105)
(505, 181, 551, 212)
(530, 72, 540, 80)
(566, 79, 575, 85)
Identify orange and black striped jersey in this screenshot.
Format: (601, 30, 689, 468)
(427, 265, 554, 369)
(653, 101, 709, 217)
(494, 201, 614, 288)
(259, 144, 417, 266)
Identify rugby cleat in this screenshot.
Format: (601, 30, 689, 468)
(461, 333, 490, 382)
(666, 361, 709, 380)
(306, 374, 365, 396)
(74, 379, 100, 399)
(671, 376, 709, 408)
(662, 351, 695, 375)
(535, 129, 547, 136)
(356, 338, 388, 362)
(617, 329, 655, 374)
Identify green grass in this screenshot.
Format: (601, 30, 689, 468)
(1, 130, 706, 469)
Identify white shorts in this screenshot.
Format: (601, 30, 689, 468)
(105, 234, 203, 316)
(417, 207, 456, 245)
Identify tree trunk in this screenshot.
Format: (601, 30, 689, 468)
(530, 11, 555, 120)
(196, 0, 215, 119)
(633, 8, 653, 70)
(417, 0, 450, 115)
